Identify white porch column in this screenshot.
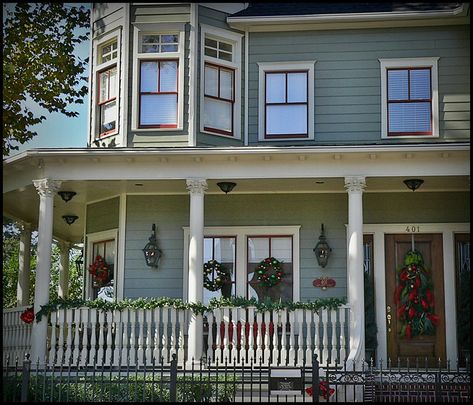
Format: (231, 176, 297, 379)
(16, 222, 32, 307)
(186, 178, 207, 363)
(58, 241, 71, 299)
(345, 176, 366, 365)
(31, 178, 61, 362)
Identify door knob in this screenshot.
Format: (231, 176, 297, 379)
(386, 306, 392, 332)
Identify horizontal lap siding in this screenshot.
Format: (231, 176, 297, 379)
(86, 197, 120, 234)
(248, 25, 470, 145)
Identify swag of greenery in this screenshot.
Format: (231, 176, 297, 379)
(394, 250, 439, 339)
(35, 296, 347, 323)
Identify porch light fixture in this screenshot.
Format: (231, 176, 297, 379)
(58, 191, 77, 202)
(217, 182, 237, 194)
(403, 178, 424, 192)
(142, 224, 162, 268)
(62, 215, 79, 225)
(313, 224, 331, 268)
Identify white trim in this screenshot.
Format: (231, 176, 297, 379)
(188, 3, 198, 146)
(131, 25, 185, 132)
(116, 194, 127, 300)
(199, 24, 242, 140)
(183, 225, 301, 303)
(120, 4, 130, 147)
(91, 29, 122, 143)
(85, 228, 119, 301)
(364, 222, 470, 368)
(244, 29, 249, 146)
(379, 57, 440, 139)
(257, 61, 316, 141)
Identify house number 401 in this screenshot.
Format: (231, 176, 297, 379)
(405, 225, 420, 233)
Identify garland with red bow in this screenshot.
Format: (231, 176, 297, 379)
(394, 250, 439, 338)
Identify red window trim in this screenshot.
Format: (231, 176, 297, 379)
(386, 67, 433, 136)
(264, 70, 309, 139)
(138, 59, 179, 129)
(97, 66, 118, 137)
(203, 62, 235, 137)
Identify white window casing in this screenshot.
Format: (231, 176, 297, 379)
(200, 24, 242, 139)
(258, 61, 316, 141)
(131, 24, 185, 132)
(379, 57, 440, 139)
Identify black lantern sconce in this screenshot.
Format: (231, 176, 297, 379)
(142, 224, 162, 268)
(75, 249, 84, 273)
(58, 191, 77, 202)
(62, 215, 79, 225)
(403, 178, 424, 192)
(313, 224, 332, 268)
(217, 182, 237, 194)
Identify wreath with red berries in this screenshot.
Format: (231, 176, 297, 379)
(88, 255, 110, 285)
(203, 259, 229, 291)
(256, 257, 284, 288)
(394, 250, 439, 339)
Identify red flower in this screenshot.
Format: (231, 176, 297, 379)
(405, 324, 412, 338)
(20, 307, 35, 324)
(408, 307, 416, 319)
(427, 313, 439, 326)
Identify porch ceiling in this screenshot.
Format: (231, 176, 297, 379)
(3, 175, 469, 244)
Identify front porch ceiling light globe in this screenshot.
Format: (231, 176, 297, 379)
(217, 182, 237, 194)
(143, 224, 162, 268)
(403, 178, 424, 192)
(313, 224, 331, 268)
(62, 214, 79, 225)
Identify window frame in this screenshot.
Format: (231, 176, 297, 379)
(138, 59, 179, 129)
(379, 57, 439, 139)
(132, 25, 185, 132)
(92, 31, 121, 140)
(200, 24, 242, 139)
(97, 66, 118, 137)
(258, 61, 315, 141)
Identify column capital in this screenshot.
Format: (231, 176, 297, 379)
(344, 176, 366, 193)
(186, 178, 208, 195)
(33, 178, 62, 197)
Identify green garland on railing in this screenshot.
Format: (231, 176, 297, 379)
(35, 296, 347, 323)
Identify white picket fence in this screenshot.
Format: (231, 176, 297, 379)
(3, 305, 350, 367)
(3, 306, 33, 363)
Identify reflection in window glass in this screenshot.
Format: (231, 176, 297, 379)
(91, 239, 115, 301)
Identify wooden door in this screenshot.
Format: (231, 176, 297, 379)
(385, 234, 446, 366)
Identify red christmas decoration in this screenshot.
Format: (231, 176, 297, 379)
(305, 381, 335, 399)
(88, 255, 110, 285)
(20, 307, 35, 324)
(313, 277, 336, 290)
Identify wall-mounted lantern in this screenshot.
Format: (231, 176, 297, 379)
(313, 223, 331, 268)
(75, 249, 84, 273)
(142, 224, 162, 268)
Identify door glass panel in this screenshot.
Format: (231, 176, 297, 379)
(91, 239, 115, 301)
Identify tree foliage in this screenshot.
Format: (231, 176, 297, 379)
(2, 2, 90, 156)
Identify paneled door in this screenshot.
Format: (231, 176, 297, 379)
(385, 233, 446, 366)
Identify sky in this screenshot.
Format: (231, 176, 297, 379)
(4, 3, 91, 157)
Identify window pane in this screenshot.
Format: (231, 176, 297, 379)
(219, 42, 232, 53)
(388, 102, 431, 133)
(159, 61, 177, 92)
(140, 62, 158, 92)
(142, 35, 160, 44)
(220, 69, 233, 100)
(161, 34, 178, 43)
(101, 100, 116, 133)
(266, 105, 307, 135)
(99, 71, 108, 103)
(266, 73, 285, 103)
(108, 67, 117, 99)
(248, 237, 269, 262)
(410, 69, 431, 100)
(204, 48, 218, 58)
(388, 69, 408, 100)
(204, 98, 232, 132)
(271, 237, 292, 262)
(140, 94, 177, 125)
(142, 44, 160, 53)
(205, 37, 217, 48)
(204, 65, 218, 97)
(218, 51, 232, 62)
(161, 44, 178, 52)
(287, 72, 307, 103)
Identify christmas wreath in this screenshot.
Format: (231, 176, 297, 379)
(203, 259, 229, 291)
(256, 257, 284, 288)
(20, 307, 35, 324)
(394, 250, 439, 339)
(89, 255, 110, 286)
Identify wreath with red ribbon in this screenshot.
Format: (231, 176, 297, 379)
(88, 255, 110, 285)
(256, 257, 284, 288)
(394, 250, 439, 339)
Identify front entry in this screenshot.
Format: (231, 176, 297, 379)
(385, 233, 446, 366)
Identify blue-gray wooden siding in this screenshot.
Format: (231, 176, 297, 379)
(86, 197, 120, 234)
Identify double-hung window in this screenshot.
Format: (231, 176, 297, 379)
(380, 58, 439, 138)
(94, 36, 120, 138)
(200, 25, 242, 139)
(258, 61, 315, 141)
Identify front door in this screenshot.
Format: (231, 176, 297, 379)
(385, 233, 446, 366)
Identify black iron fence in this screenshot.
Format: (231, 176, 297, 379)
(3, 354, 470, 402)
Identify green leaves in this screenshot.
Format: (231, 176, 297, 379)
(3, 3, 90, 156)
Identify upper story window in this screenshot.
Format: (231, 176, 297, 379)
(258, 61, 315, 141)
(200, 25, 242, 139)
(380, 57, 439, 138)
(132, 26, 184, 131)
(93, 35, 120, 139)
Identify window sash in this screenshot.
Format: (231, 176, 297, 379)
(91, 239, 115, 301)
(204, 36, 233, 62)
(98, 66, 117, 104)
(387, 67, 432, 135)
(141, 34, 179, 53)
(99, 40, 118, 64)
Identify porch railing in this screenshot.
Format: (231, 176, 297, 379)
(3, 306, 33, 363)
(4, 305, 351, 368)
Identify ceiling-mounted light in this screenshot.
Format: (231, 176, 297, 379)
(58, 191, 77, 202)
(217, 182, 237, 194)
(403, 178, 424, 192)
(62, 215, 79, 225)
